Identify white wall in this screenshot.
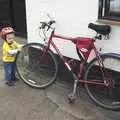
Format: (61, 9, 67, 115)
(25, 0, 120, 59)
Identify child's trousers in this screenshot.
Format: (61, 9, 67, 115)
(4, 62, 15, 81)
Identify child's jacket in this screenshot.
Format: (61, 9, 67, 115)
(2, 40, 19, 62)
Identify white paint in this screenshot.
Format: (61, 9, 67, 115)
(25, 0, 120, 61)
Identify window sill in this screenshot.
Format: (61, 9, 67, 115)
(96, 19, 120, 26)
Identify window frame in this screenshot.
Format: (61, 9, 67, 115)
(98, 0, 120, 21)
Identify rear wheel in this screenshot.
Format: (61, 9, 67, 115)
(84, 54, 120, 110)
(16, 43, 58, 88)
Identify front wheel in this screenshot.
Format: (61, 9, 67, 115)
(84, 54, 120, 110)
(16, 43, 58, 88)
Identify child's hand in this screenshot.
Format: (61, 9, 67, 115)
(18, 45, 23, 52)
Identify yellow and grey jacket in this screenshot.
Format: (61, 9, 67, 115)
(2, 40, 19, 62)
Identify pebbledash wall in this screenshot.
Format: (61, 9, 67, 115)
(25, 0, 120, 61)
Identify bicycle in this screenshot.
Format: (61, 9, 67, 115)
(15, 17, 120, 110)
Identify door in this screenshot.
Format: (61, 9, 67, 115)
(0, 0, 11, 27)
(0, 0, 27, 37)
(12, 0, 27, 37)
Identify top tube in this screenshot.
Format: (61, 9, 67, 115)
(52, 34, 76, 42)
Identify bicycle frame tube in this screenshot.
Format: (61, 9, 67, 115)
(93, 47, 107, 82)
(52, 34, 75, 42)
(47, 31, 107, 86)
(48, 30, 97, 63)
(33, 30, 76, 71)
(83, 46, 109, 86)
(33, 45, 49, 66)
(50, 32, 75, 71)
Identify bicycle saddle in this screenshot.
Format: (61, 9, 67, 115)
(88, 23, 111, 35)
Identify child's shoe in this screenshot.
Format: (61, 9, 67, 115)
(12, 77, 19, 82)
(5, 81, 15, 86)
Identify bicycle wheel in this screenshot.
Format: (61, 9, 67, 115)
(84, 53, 120, 110)
(16, 43, 58, 88)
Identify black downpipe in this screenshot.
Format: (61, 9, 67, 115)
(9, 0, 15, 28)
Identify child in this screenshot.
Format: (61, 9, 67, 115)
(0, 27, 22, 86)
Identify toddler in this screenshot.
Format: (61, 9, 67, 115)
(0, 27, 22, 86)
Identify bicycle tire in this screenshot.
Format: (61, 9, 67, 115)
(84, 53, 120, 110)
(16, 43, 58, 88)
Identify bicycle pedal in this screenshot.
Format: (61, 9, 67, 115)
(68, 94, 76, 104)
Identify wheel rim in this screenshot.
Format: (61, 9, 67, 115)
(16, 43, 58, 88)
(85, 55, 120, 110)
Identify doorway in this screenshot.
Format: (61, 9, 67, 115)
(0, 0, 27, 37)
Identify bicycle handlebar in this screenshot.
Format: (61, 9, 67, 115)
(47, 20, 56, 31)
(40, 20, 56, 31)
(39, 20, 56, 41)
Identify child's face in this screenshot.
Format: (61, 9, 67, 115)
(6, 33, 15, 43)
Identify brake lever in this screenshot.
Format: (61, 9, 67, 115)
(40, 22, 47, 29)
(47, 20, 56, 31)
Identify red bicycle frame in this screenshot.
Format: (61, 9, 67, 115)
(41, 30, 105, 86)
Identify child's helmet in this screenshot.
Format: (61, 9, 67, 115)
(0, 27, 14, 38)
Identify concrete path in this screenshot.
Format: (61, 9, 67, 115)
(0, 68, 120, 120)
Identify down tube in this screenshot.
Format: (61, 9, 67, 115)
(51, 40, 72, 71)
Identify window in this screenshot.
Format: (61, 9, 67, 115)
(98, 0, 120, 21)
